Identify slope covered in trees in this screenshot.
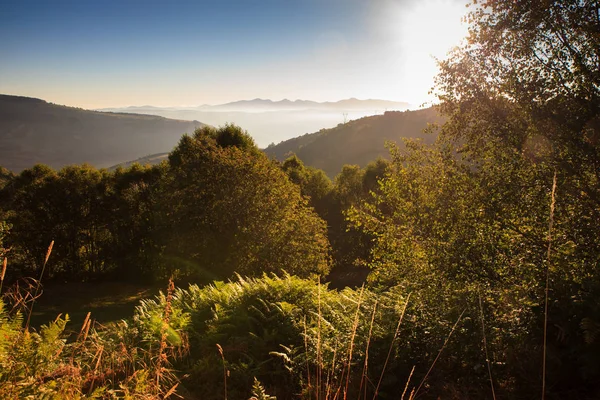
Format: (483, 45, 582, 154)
(0, 95, 204, 172)
(265, 107, 444, 177)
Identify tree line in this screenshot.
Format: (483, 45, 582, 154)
(0, 124, 383, 284)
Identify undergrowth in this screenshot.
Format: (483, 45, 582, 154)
(0, 276, 186, 399)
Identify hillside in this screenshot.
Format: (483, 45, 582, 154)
(109, 152, 169, 170)
(264, 107, 444, 177)
(0, 95, 204, 172)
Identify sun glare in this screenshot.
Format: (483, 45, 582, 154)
(393, 0, 469, 106)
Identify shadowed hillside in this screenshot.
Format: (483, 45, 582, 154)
(264, 107, 444, 177)
(0, 95, 205, 172)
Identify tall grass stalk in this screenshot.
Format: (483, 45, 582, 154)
(372, 293, 411, 400)
(317, 280, 322, 400)
(77, 311, 92, 342)
(479, 293, 496, 400)
(413, 308, 466, 398)
(324, 341, 338, 400)
(400, 365, 415, 400)
(341, 285, 365, 400)
(217, 343, 228, 400)
(358, 300, 378, 400)
(25, 240, 54, 329)
(542, 170, 557, 400)
(303, 315, 312, 395)
(88, 345, 104, 394)
(71, 311, 92, 362)
(164, 383, 180, 398)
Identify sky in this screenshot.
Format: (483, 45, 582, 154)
(0, 0, 470, 109)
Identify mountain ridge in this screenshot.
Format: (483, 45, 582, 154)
(264, 107, 444, 177)
(97, 98, 412, 146)
(0, 94, 205, 172)
(101, 98, 411, 113)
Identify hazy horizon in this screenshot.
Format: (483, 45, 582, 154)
(0, 0, 470, 109)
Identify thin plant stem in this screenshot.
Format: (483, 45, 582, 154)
(401, 365, 415, 400)
(359, 301, 378, 400)
(217, 344, 227, 400)
(343, 285, 365, 400)
(156, 279, 175, 394)
(479, 293, 497, 400)
(372, 292, 411, 400)
(26, 240, 54, 329)
(303, 315, 312, 396)
(542, 170, 557, 400)
(325, 341, 338, 400)
(317, 280, 322, 400)
(414, 308, 466, 398)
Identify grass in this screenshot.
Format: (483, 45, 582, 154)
(29, 281, 162, 329)
(0, 276, 187, 399)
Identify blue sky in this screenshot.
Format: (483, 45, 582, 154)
(0, 0, 469, 108)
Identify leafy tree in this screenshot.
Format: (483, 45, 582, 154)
(0, 167, 13, 191)
(281, 154, 332, 216)
(1, 165, 61, 276)
(435, 2, 600, 392)
(161, 125, 331, 280)
(325, 160, 390, 286)
(53, 165, 112, 276)
(106, 163, 167, 279)
(346, 0, 600, 396)
(436, 0, 599, 205)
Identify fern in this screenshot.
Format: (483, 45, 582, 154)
(249, 377, 276, 400)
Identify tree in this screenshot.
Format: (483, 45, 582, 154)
(436, 0, 599, 204)
(2, 164, 115, 278)
(381, 0, 600, 395)
(106, 163, 167, 279)
(161, 125, 331, 280)
(346, 1, 600, 396)
(436, 0, 600, 318)
(322, 160, 391, 286)
(1, 165, 61, 276)
(281, 154, 332, 216)
(0, 162, 167, 281)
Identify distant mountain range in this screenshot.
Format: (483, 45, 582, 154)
(0, 95, 204, 172)
(100, 98, 411, 113)
(98, 98, 411, 146)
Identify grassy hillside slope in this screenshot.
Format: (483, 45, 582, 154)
(265, 107, 444, 177)
(0, 95, 204, 172)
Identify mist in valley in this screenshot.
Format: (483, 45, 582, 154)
(99, 99, 411, 147)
